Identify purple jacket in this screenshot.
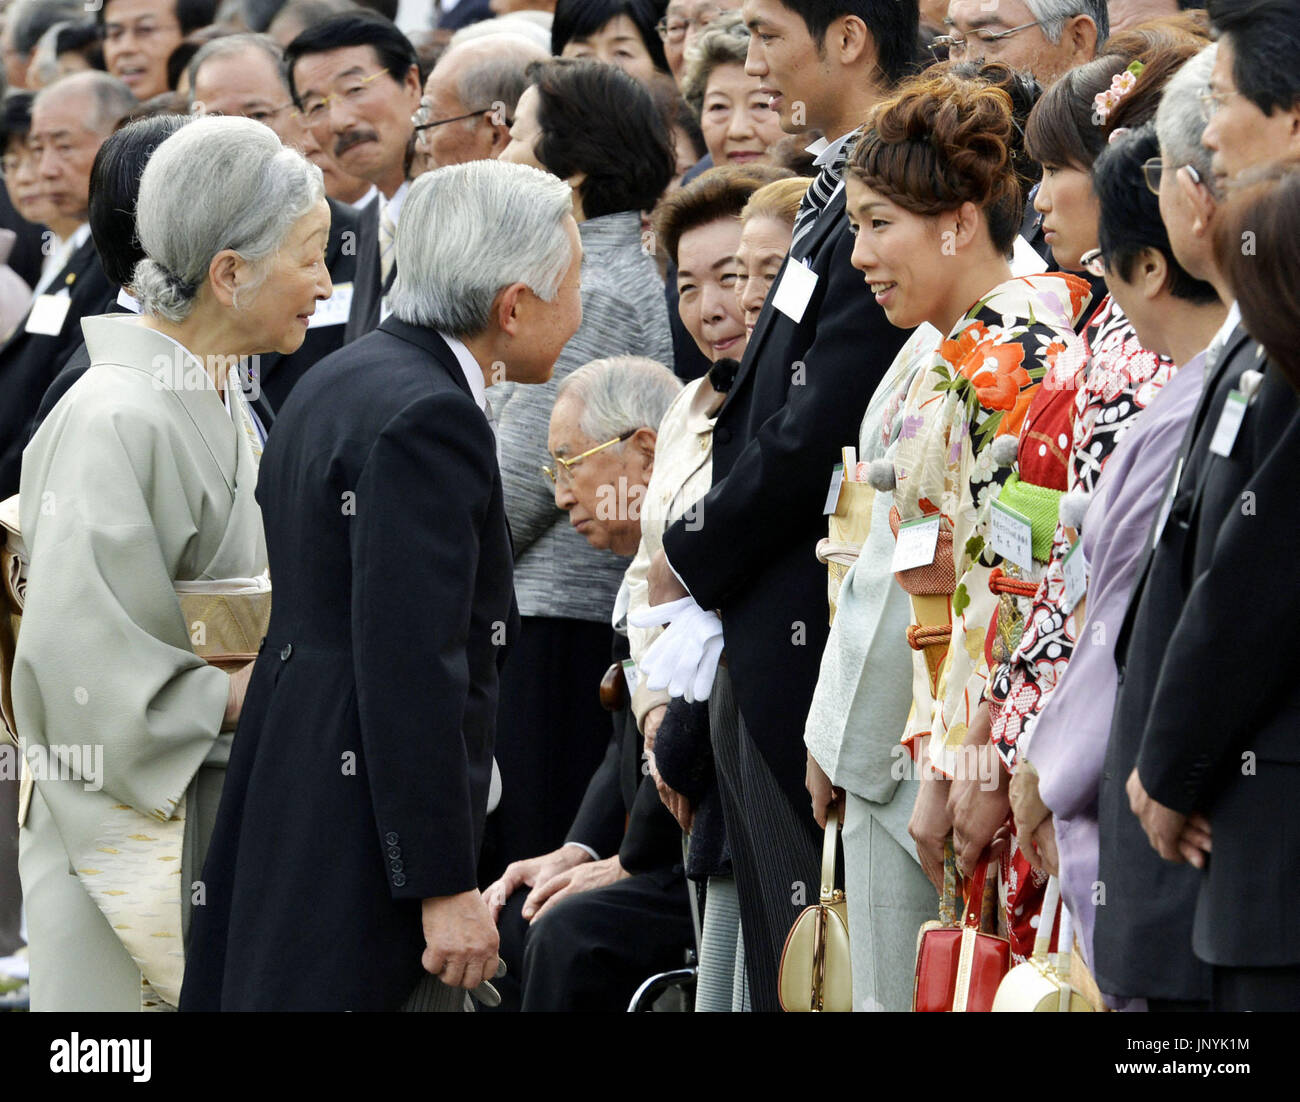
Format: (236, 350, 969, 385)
(1028, 351, 1204, 1003)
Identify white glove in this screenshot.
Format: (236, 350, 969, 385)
(629, 597, 724, 704)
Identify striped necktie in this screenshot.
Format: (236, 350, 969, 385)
(378, 202, 397, 288)
(790, 134, 857, 257)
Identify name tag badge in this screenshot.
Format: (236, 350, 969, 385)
(620, 658, 640, 697)
(1208, 389, 1248, 458)
(308, 281, 353, 328)
(25, 292, 72, 337)
(772, 259, 818, 324)
(989, 496, 1035, 571)
(823, 463, 845, 515)
(892, 514, 941, 572)
(1061, 537, 1088, 614)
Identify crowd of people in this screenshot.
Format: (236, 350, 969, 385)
(0, 0, 1296, 1015)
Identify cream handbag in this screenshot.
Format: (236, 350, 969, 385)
(778, 801, 852, 1012)
(992, 875, 1097, 1012)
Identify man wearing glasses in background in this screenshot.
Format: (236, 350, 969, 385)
(656, 0, 740, 85)
(286, 10, 421, 341)
(187, 32, 360, 412)
(96, 0, 216, 101)
(940, 0, 1105, 266)
(413, 33, 547, 176)
(938, 0, 1104, 85)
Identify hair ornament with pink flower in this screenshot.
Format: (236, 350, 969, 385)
(1093, 61, 1146, 126)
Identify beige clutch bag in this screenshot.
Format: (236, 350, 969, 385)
(778, 801, 853, 1012)
(992, 875, 1097, 1012)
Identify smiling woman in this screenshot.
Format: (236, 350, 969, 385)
(11, 114, 330, 1011)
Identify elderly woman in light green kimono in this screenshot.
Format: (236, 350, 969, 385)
(13, 116, 331, 1011)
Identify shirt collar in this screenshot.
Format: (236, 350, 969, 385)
(806, 129, 858, 168)
(438, 331, 488, 413)
(577, 209, 643, 249)
(380, 180, 410, 226)
(116, 287, 141, 312)
(352, 185, 379, 210)
(1203, 299, 1242, 377)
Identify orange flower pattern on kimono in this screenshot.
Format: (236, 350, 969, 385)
(890, 273, 1093, 777)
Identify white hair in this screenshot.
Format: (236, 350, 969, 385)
(1156, 44, 1220, 201)
(1023, 0, 1108, 46)
(449, 15, 553, 52)
(133, 115, 324, 323)
(556, 356, 682, 443)
(32, 70, 136, 134)
(388, 159, 574, 338)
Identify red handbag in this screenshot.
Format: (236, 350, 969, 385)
(913, 853, 1010, 1012)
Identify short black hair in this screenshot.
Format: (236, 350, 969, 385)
(1094, 124, 1218, 305)
(527, 57, 674, 218)
(12, 0, 83, 56)
(774, 0, 919, 87)
(283, 10, 418, 106)
(1207, 0, 1300, 115)
(0, 91, 35, 144)
(551, 0, 669, 75)
(97, 0, 219, 36)
(88, 114, 189, 286)
(54, 20, 106, 71)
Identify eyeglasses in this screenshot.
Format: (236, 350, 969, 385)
(931, 20, 1044, 59)
(411, 103, 511, 142)
(1079, 248, 1107, 278)
(298, 70, 389, 126)
(1141, 156, 1202, 196)
(542, 429, 637, 487)
(1197, 87, 1240, 123)
(656, 6, 725, 42)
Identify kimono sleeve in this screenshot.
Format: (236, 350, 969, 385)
(13, 400, 229, 822)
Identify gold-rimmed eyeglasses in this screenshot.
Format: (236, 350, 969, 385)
(931, 20, 1045, 59)
(1141, 157, 1202, 196)
(298, 70, 389, 126)
(542, 429, 637, 487)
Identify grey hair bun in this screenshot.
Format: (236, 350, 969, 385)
(132, 257, 200, 323)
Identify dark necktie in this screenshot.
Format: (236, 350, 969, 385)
(790, 131, 858, 256)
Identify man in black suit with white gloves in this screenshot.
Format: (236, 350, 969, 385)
(181, 159, 584, 1012)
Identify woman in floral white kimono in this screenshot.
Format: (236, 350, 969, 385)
(13, 117, 330, 1011)
(837, 68, 1092, 912)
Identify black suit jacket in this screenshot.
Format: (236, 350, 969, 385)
(1132, 355, 1300, 968)
(660, 183, 909, 816)
(0, 235, 115, 496)
(1095, 325, 1261, 1001)
(256, 197, 360, 411)
(343, 195, 390, 344)
(181, 317, 519, 1011)
(565, 637, 681, 874)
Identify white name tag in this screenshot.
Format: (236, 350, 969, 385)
(25, 292, 71, 336)
(823, 463, 845, 515)
(892, 514, 940, 572)
(1061, 538, 1088, 614)
(989, 497, 1034, 571)
(1208, 389, 1248, 458)
(771, 259, 818, 323)
(620, 658, 640, 697)
(308, 281, 353, 328)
